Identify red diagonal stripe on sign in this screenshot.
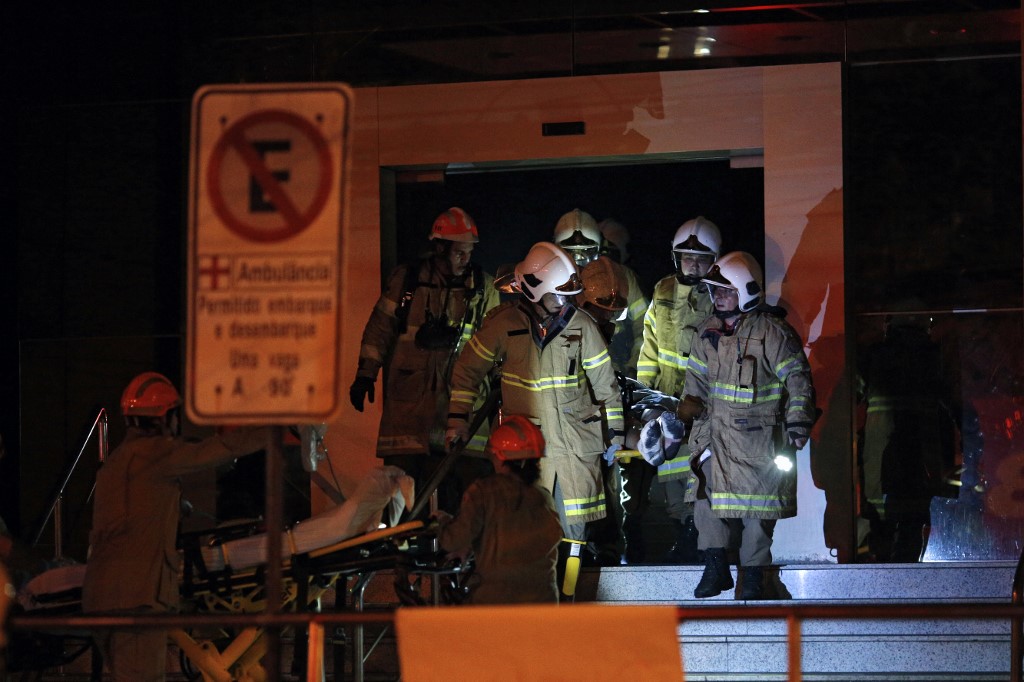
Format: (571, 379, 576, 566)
(224, 126, 307, 232)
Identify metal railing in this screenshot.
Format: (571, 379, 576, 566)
(11, 600, 1024, 682)
(30, 408, 109, 558)
(1013, 544, 1024, 681)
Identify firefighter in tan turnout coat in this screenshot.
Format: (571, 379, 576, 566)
(635, 216, 720, 563)
(683, 252, 816, 600)
(446, 242, 624, 580)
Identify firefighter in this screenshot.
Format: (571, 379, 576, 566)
(636, 216, 721, 564)
(577, 255, 632, 564)
(446, 242, 624, 592)
(350, 207, 500, 517)
(856, 308, 956, 562)
(597, 217, 650, 378)
(435, 415, 563, 604)
(577, 256, 630, 341)
(683, 252, 816, 600)
(554, 210, 648, 377)
(82, 373, 270, 681)
(558, 212, 647, 564)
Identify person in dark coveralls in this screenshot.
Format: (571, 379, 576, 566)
(435, 415, 563, 604)
(82, 372, 269, 681)
(682, 252, 817, 600)
(350, 207, 500, 517)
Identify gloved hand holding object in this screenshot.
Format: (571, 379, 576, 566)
(349, 376, 375, 412)
(658, 411, 687, 460)
(676, 394, 705, 425)
(603, 443, 622, 465)
(638, 418, 666, 466)
(786, 422, 812, 450)
(445, 416, 470, 451)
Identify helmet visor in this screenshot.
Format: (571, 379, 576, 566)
(701, 263, 734, 289)
(564, 245, 599, 267)
(554, 272, 584, 295)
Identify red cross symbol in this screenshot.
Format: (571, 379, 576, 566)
(199, 255, 231, 290)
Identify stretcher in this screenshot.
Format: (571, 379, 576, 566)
(12, 466, 468, 682)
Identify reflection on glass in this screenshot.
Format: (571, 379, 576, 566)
(854, 310, 1024, 562)
(855, 307, 957, 562)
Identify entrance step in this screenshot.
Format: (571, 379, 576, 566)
(573, 561, 1017, 681)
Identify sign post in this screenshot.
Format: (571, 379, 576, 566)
(186, 83, 352, 426)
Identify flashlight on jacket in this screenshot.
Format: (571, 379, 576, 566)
(774, 453, 795, 472)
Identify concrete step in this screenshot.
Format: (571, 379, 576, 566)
(577, 561, 1017, 603)
(574, 561, 1018, 681)
(351, 561, 1018, 681)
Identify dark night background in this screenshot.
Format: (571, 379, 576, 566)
(1, 3, 1020, 563)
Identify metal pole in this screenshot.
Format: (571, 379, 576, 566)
(265, 426, 284, 682)
(1011, 544, 1023, 682)
(787, 613, 802, 682)
(53, 497, 63, 560)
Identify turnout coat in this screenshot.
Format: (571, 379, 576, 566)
(83, 428, 267, 612)
(683, 307, 816, 520)
(448, 301, 624, 523)
(357, 258, 499, 456)
(438, 473, 563, 604)
(607, 264, 649, 377)
(637, 275, 714, 481)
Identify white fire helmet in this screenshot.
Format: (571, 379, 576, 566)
(513, 242, 583, 303)
(553, 209, 601, 267)
(672, 216, 721, 257)
(701, 251, 764, 313)
(598, 217, 630, 263)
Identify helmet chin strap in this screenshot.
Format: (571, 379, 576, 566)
(714, 307, 741, 320)
(676, 273, 702, 286)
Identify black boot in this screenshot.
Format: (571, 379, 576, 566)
(693, 548, 733, 598)
(662, 516, 702, 565)
(738, 566, 765, 600)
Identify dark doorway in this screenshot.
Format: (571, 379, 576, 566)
(391, 158, 765, 297)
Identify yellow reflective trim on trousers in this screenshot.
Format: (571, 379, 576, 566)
(710, 491, 792, 513)
(657, 458, 690, 477)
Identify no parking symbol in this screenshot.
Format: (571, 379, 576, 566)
(207, 109, 334, 243)
(187, 83, 353, 425)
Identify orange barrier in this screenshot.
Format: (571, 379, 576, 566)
(11, 601, 1024, 682)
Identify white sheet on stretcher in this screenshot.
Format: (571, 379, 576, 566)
(200, 465, 414, 571)
(19, 466, 415, 609)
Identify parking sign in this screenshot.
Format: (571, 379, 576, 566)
(187, 83, 353, 424)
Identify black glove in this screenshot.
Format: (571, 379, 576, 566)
(349, 376, 375, 412)
(786, 422, 812, 449)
